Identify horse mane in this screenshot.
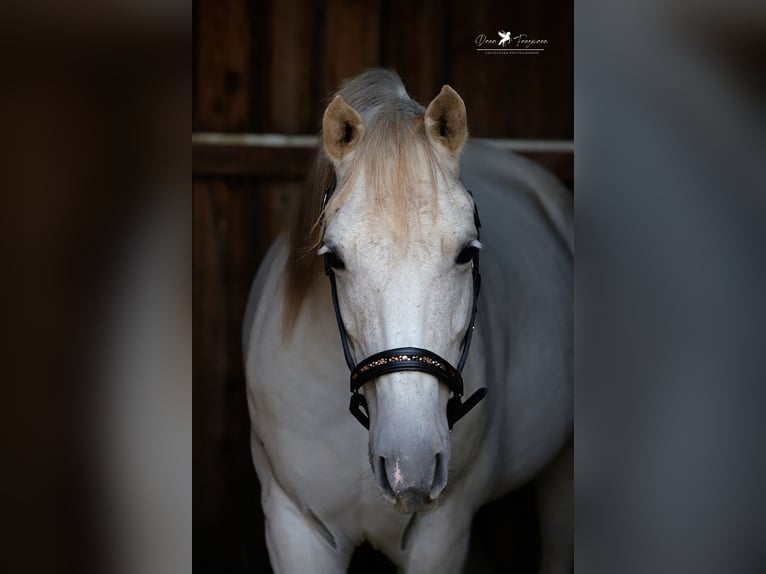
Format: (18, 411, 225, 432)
(283, 69, 446, 334)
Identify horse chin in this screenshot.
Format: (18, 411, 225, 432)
(392, 493, 439, 514)
(380, 480, 445, 513)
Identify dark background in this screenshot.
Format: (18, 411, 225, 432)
(192, 1, 573, 571)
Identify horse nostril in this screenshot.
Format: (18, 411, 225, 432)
(375, 456, 396, 502)
(430, 452, 448, 499)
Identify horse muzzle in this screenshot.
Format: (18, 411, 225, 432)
(373, 450, 449, 513)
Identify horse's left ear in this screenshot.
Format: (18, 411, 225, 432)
(424, 85, 467, 161)
(323, 95, 364, 168)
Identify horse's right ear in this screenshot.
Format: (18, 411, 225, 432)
(322, 95, 364, 168)
(424, 85, 467, 164)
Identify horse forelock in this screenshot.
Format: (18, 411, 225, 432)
(326, 111, 447, 236)
(283, 70, 452, 336)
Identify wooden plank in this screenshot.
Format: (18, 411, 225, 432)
(382, 0, 447, 105)
(267, 0, 321, 133)
(193, 142, 317, 178)
(193, 179, 274, 571)
(258, 180, 306, 255)
(193, 180, 228, 543)
(320, 0, 383, 99)
(196, 0, 252, 131)
(191, 138, 572, 187)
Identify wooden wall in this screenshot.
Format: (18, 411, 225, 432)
(193, 0, 573, 135)
(193, 1, 572, 571)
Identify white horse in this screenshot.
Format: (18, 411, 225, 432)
(498, 31, 512, 47)
(244, 69, 572, 573)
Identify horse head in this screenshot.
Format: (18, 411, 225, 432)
(318, 84, 481, 512)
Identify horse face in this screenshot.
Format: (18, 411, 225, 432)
(321, 86, 474, 512)
(323, 177, 478, 512)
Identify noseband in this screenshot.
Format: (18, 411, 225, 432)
(322, 177, 487, 430)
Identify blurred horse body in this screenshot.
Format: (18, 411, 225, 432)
(244, 70, 572, 573)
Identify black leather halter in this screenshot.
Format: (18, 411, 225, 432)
(322, 177, 487, 430)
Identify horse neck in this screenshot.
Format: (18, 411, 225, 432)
(297, 278, 350, 371)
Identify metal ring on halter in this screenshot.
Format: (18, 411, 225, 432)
(321, 176, 487, 430)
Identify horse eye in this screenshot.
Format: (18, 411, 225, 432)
(326, 251, 345, 270)
(455, 245, 479, 265)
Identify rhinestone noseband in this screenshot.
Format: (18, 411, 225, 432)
(322, 177, 487, 430)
